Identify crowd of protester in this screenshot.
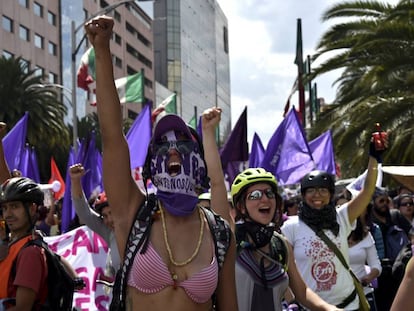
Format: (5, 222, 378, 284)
(2, 14, 414, 311)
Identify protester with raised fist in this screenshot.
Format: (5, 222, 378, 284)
(281, 129, 387, 310)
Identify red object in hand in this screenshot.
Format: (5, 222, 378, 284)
(372, 123, 387, 151)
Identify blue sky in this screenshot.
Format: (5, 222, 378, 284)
(139, 0, 398, 148)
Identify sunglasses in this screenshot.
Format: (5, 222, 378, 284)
(246, 189, 276, 201)
(378, 198, 390, 204)
(153, 140, 194, 156)
(305, 187, 330, 197)
(400, 201, 414, 207)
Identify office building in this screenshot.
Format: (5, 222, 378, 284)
(0, 0, 61, 84)
(61, 0, 155, 120)
(153, 0, 231, 142)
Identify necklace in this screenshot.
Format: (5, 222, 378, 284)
(160, 205, 204, 267)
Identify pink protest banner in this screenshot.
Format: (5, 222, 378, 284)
(44, 226, 111, 311)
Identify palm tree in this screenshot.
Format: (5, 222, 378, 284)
(309, 0, 414, 178)
(0, 56, 70, 179)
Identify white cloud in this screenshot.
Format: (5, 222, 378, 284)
(217, 0, 355, 147)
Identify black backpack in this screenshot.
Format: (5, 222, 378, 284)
(384, 225, 409, 262)
(110, 194, 232, 311)
(392, 242, 412, 283)
(12, 238, 76, 311)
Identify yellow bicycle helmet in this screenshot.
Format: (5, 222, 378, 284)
(231, 168, 280, 206)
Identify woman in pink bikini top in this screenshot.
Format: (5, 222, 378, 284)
(86, 15, 238, 311)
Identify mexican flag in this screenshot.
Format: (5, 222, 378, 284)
(115, 71, 144, 104)
(77, 47, 96, 91)
(151, 93, 177, 123)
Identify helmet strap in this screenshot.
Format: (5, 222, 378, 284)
(23, 202, 37, 234)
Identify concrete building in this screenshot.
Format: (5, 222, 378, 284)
(61, 0, 154, 121)
(153, 0, 231, 143)
(1, 0, 231, 143)
(0, 0, 62, 84)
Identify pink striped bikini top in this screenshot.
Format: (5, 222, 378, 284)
(127, 242, 218, 304)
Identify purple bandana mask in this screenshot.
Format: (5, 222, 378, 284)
(150, 133, 207, 216)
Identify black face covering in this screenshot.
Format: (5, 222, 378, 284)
(299, 201, 340, 236)
(240, 221, 275, 248)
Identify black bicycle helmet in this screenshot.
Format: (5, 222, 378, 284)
(300, 170, 335, 195)
(0, 177, 44, 206)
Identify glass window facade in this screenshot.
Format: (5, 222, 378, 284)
(47, 11, 56, 26)
(48, 41, 57, 55)
(2, 16, 13, 32)
(19, 25, 29, 41)
(34, 2, 43, 17)
(154, 0, 231, 142)
(19, 0, 29, 9)
(34, 33, 44, 48)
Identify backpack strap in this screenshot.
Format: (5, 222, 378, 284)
(269, 232, 289, 271)
(200, 206, 232, 270)
(110, 194, 157, 311)
(200, 207, 232, 310)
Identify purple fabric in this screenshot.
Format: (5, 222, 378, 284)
(157, 191, 199, 216)
(220, 107, 248, 169)
(29, 146, 41, 183)
(2, 112, 28, 171)
(153, 113, 191, 142)
(224, 161, 247, 186)
(150, 149, 207, 197)
(309, 130, 336, 176)
(261, 108, 315, 185)
(249, 132, 265, 168)
(61, 147, 76, 233)
(126, 104, 152, 168)
(19, 145, 40, 182)
(196, 116, 203, 141)
(18, 145, 31, 179)
(81, 132, 103, 198)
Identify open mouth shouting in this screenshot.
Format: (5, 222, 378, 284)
(258, 206, 272, 215)
(168, 161, 182, 176)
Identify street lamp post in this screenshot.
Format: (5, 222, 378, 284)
(70, 0, 136, 152)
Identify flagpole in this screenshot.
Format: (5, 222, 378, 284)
(295, 18, 306, 127)
(307, 55, 313, 126)
(71, 0, 136, 153)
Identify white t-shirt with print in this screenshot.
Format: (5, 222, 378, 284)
(281, 204, 358, 310)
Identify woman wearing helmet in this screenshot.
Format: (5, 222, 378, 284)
(231, 168, 340, 311)
(281, 157, 381, 309)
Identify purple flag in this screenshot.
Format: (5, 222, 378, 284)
(261, 108, 315, 185)
(61, 136, 100, 233)
(19, 145, 40, 182)
(2, 112, 28, 170)
(18, 145, 30, 179)
(29, 147, 41, 183)
(220, 107, 248, 169)
(225, 161, 247, 186)
(126, 104, 151, 168)
(196, 116, 203, 140)
(61, 147, 76, 233)
(249, 132, 265, 168)
(81, 132, 103, 199)
(309, 130, 336, 175)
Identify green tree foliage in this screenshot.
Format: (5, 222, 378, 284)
(0, 56, 70, 180)
(309, 0, 414, 178)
